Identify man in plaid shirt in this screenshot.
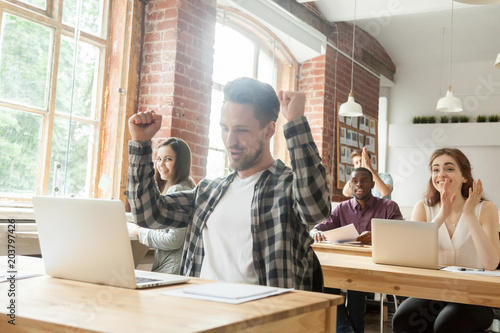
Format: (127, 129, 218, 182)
(127, 77, 330, 290)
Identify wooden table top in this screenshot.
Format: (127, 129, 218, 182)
(1, 256, 343, 332)
(312, 242, 372, 257)
(316, 252, 500, 307)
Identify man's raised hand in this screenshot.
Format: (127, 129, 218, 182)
(278, 91, 306, 122)
(128, 110, 162, 142)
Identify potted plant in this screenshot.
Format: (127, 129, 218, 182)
(412, 116, 421, 124)
(419, 116, 428, 124)
(459, 116, 469, 123)
(476, 115, 487, 123)
(427, 116, 437, 123)
(451, 115, 460, 123)
(440, 115, 449, 123)
(488, 115, 499, 122)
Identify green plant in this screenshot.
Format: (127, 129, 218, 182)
(440, 115, 449, 123)
(488, 115, 499, 122)
(419, 116, 428, 124)
(412, 116, 421, 124)
(427, 116, 436, 123)
(476, 115, 487, 122)
(459, 116, 469, 123)
(451, 115, 460, 123)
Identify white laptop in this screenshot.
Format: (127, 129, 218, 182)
(371, 219, 439, 269)
(32, 196, 190, 289)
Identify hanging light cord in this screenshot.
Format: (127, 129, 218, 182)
(439, 28, 445, 94)
(449, 0, 454, 90)
(350, 0, 357, 92)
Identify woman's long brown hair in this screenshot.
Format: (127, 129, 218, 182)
(154, 137, 195, 194)
(424, 148, 476, 207)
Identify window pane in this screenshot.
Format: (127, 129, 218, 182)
(213, 23, 254, 84)
(257, 50, 275, 86)
(208, 88, 224, 150)
(0, 14, 52, 109)
(17, 0, 46, 9)
(0, 108, 42, 195)
(205, 149, 227, 180)
(55, 36, 99, 118)
(49, 119, 94, 197)
(62, 0, 104, 36)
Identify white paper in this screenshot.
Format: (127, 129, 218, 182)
(161, 281, 293, 304)
(440, 266, 500, 276)
(322, 224, 359, 243)
(0, 270, 42, 283)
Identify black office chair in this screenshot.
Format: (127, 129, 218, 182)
(311, 251, 324, 293)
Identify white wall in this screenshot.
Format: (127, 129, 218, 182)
(386, 60, 500, 208)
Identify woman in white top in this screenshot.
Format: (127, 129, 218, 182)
(128, 138, 195, 274)
(392, 148, 500, 333)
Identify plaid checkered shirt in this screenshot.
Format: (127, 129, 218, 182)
(127, 116, 331, 290)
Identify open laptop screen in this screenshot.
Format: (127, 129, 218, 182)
(371, 219, 438, 269)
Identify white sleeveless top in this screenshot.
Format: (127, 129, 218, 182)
(424, 201, 484, 268)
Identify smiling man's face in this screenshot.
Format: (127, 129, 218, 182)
(220, 101, 273, 177)
(350, 170, 374, 201)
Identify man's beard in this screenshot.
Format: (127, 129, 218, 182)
(228, 140, 265, 172)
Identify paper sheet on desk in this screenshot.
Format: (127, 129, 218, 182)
(322, 224, 359, 243)
(161, 281, 293, 304)
(440, 266, 500, 276)
(0, 270, 42, 282)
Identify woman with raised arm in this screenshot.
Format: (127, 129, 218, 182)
(392, 148, 500, 333)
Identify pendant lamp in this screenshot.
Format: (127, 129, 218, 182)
(495, 52, 500, 69)
(436, 0, 463, 112)
(339, 0, 363, 117)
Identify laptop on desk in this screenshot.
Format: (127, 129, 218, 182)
(371, 219, 439, 269)
(32, 196, 189, 289)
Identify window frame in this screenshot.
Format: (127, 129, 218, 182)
(207, 6, 299, 178)
(0, 0, 111, 201)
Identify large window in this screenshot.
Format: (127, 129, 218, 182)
(0, 0, 108, 200)
(206, 10, 295, 179)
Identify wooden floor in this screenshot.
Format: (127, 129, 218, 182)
(365, 309, 393, 333)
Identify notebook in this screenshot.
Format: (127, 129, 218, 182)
(371, 218, 439, 269)
(32, 196, 190, 289)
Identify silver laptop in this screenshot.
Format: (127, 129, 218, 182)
(32, 196, 190, 289)
(371, 219, 439, 269)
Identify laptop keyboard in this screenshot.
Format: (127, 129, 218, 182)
(136, 276, 161, 284)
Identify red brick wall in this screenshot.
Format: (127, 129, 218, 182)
(298, 21, 394, 200)
(139, 0, 216, 182)
(136, 3, 394, 195)
(298, 47, 336, 200)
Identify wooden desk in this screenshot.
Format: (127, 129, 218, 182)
(312, 242, 372, 257)
(1, 256, 343, 332)
(316, 252, 500, 307)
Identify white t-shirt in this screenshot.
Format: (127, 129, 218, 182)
(199, 171, 264, 284)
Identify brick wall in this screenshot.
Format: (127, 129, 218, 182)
(139, 0, 216, 182)
(136, 2, 395, 197)
(296, 21, 394, 200)
(298, 47, 336, 200)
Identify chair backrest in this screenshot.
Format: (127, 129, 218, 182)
(311, 251, 324, 293)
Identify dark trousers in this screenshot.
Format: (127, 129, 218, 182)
(392, 297, 494, 333)
(327, 288, 366, 333)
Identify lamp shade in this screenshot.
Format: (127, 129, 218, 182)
(339, 92, 363, 117)
(495, 52, 500, 69)
(436, 87, 463, 112)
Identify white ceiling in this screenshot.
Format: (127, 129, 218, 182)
(313, 0, 500, 67)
